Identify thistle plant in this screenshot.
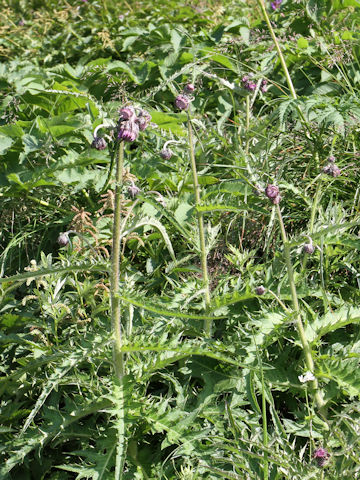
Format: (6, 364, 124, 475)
(265, 185, 325, 411)
(177, 85, 212, 336)
(93, 106, 152, 478)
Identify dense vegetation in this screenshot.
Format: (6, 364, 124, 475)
(1, 0, 360, 478)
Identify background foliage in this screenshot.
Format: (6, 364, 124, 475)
(1, 0, 360, 478)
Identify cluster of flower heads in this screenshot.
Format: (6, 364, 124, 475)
(265, 184, 281, 204)
(271, 0, 282, 10)
(242, 75, 256, 92)
(91, 106, 151, 150)
(175, 83, 195, 111)
(117, 106, 151, 142)
(241, 75, 268, 93)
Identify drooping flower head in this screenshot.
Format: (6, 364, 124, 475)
(255, 286, 266, 295)
(118, 120, 139, 142)
(58, 232, 70, 247)
(303, 243, 315, 254)
(128, 181, 141, 198)
(135, 109, 152, 131)
(117, 106, 138, 142)
(119, 106, 136, 121)
(175, 94, 190, 111)
(160, 147, 173, 160)
(91, 136, 107, 151)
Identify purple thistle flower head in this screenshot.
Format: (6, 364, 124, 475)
(184, 83, 195, 93)
(160, 147, 173, 160)
(175, 94, 190, 111)
(303, 243, 315, 254)
(255, 286, 266, 295)
(323, 162, 341, 177)
(260, 79, 268, 93)
(118, 120, 139, 142)
(271, 0, 282, 10)
(313, 447, 330, 468)
(265, 184, 279, 199)
(58, 232, 69, 247)
(246, 82, 257, 91)
(91, 136, 107, 151)
(119, 106, 136, 121)
(265, 184, 281, 204)
(135, 109, 151, 131)
(128, 184, 141, 198)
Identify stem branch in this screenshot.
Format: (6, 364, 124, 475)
(187, 113, 211, 336)
(276, 204, 325, 410)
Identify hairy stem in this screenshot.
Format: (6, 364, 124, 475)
(276, 204, 325, 411)
(110, 141, 126, 479)
(257, 0, 297, 100)
(187, 112, 211, 336)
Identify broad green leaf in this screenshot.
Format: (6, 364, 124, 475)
(150, 111, 187, 135)
(119, 293, 225, 320)
(0, 135, 13, 154)
(306, 307, 360, 343)
(106, 61, 139, 83)
(37, 114, 83, 137)
(297, 38, 309, 49)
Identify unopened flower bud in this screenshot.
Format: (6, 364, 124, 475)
(265, 184, 279, 199)
(160, 147, 173, 160)
(128, 184, 141, 198)
(91, 136, 107, 150)
(57, 232, 69, 247)
(272, 194, 281, 204)
(184, 83, 195, 93)
(328, 155, 336, 163)
(175, 94, 190, 110)
(313, 448, 330, 468)
(135, 110, 151, 131)
(255, 286, 266, 295)
(303, 243, 315, 254)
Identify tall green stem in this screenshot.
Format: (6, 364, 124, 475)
(187, 113, 211, 336)
(110, 141, 126, 479)
(257, 0, 297, 100)
(276, 204, 325, 410)
(111, 141, 125, 379)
